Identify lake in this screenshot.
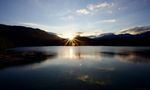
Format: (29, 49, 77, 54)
(0, 46, 150, 90)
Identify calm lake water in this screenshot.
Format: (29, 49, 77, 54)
(0, 46, 150, 90)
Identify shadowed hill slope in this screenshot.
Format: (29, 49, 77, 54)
(0, 24, 64, 49)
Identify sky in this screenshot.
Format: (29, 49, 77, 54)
(0, 0, 150, 37)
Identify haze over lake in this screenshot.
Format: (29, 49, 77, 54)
(0, 46, 150, 90)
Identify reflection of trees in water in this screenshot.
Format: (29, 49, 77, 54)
(0, 50, 56, 69)
(100, 50, 150, 64)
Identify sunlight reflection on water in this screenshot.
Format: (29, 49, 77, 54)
(57, 47, 101, 60)
(1, 46, 150, 90)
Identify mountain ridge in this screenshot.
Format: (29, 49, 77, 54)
(0, 24, 150, 49)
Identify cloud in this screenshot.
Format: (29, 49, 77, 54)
(75, 31, 103, 37)
(93, 19, 116, 24)
(87, 2, 113, 11)
(76, 2, 113, 15)
(76, 9, 90, 15)
(77, 75, 110, 85)
(118, 26, 150, 35)
(100, 19, 116, 23)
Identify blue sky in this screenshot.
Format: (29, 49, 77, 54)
(0, 0, 150, 37)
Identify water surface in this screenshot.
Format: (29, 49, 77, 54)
(0, 46, 150, 90)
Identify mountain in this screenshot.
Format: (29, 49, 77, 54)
(0, 24, 150, 49)
(0, 24, 64, 49)
(71, 31, 150, 46)
(96, 33, 117, 39)
(92, 31, 150, 46)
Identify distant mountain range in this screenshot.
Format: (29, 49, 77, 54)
(93, 31, 150, 46)
(0, 24, 150, 49)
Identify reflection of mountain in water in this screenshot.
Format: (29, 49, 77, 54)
(0, 50, 56, 69)
(100, 50, 150, 64)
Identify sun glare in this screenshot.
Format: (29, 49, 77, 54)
(59, 33, 76, 40)
(68, 35, 75, 40)
(58, 33, 80, 46)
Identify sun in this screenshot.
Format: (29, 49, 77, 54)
(57, 33, 79, 46)
(68, 35, 75, 40)
(59, 33, 76, 40)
